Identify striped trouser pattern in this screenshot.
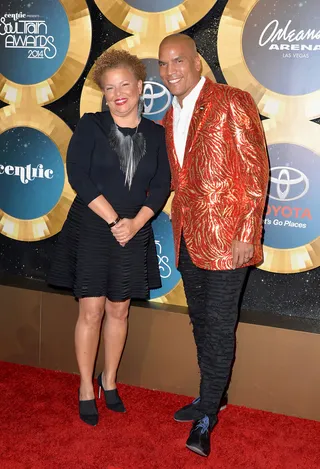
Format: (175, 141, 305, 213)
(178, 236, 248, 418)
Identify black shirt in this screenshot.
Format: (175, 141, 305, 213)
(66, 112, 171, 215)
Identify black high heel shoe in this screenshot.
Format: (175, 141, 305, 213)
(97, 373, 126, 413)
(78, 390, 99, 426)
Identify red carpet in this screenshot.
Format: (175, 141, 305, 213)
(0, 362, 319, 469)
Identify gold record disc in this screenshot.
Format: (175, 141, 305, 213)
(94, 0, 217, 38)
(0, 0, 92, 107)
(218, 0, 320, 120)
(80, 35, 216, 116)
(259, 119, 320, 274)
(0, 106, 75, 241)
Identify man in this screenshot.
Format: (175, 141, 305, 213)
(158, 34, 269, 457)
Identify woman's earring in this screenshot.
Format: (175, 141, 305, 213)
(138, 95, 145, 117)
(102, 96, 109, 112)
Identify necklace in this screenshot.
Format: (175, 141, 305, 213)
(108, 121, 146, 190)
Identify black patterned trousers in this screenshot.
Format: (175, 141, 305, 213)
(178, 236, 248, 418)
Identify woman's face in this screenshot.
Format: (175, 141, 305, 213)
(101, 66, 143, 120)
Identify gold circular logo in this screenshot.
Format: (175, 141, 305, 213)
(94, 0, 216, 38)
(259, 119, 320, 274)
(80, 36, 216, 116)
(0, 106, 75, 241)
(218, 0, 320, 120)
(0, 0, 92, 107)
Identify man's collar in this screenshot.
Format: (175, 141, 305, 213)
(172, 76, 206, 110)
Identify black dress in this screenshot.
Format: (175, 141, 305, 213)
(48, 112, 171, 300)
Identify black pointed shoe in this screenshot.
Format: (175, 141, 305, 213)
(174, 394, 228, 422)
(186, 415, 216, 457)
(97, 373, 126, 413)
(78, 391, 99, 426)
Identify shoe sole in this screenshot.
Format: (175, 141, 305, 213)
(174, 417, 194, 422)
(174, 404, 227, 422)
(80, 418, 98, 426)
(186, 444, 208, 457)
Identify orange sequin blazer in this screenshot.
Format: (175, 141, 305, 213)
(163, 79, 269, 270)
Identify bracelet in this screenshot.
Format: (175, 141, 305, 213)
(108, 216, 121, 228)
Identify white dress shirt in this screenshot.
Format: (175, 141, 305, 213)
(172, 76, 206, 167)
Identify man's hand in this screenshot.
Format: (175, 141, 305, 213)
(231, 240, 254, 269)
(111, 218, 140, 246)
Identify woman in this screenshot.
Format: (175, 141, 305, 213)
(48, 49, 170, 426)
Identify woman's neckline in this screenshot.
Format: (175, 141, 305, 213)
(111, 115, 142, 130)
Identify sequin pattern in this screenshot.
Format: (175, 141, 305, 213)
(163, 79, 269, 270)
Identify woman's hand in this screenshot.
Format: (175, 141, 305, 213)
(111, 218, 141, 246)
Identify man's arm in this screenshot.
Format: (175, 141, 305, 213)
(229, 90, 269, 267)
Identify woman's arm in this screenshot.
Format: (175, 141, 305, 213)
(88, 195, 118, 225)
(142, 126, 171, 215)
(67, 113, 118, 225)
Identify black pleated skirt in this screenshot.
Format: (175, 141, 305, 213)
(48, 196, 161, 300)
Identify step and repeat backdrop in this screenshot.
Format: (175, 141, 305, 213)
(0, 0, 319, 320)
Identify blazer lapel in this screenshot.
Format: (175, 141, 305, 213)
(165, 107, 180, 174)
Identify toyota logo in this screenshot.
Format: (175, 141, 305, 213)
(270, 166, 309, 201)
(143, 81, 171, 117)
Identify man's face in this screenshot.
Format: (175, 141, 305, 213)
(158, 39, 201, 104)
